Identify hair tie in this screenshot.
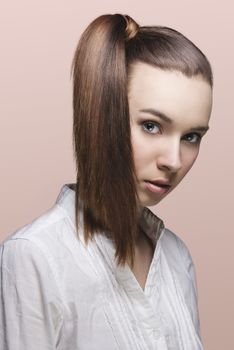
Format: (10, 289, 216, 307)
(122, 15, 139, 41)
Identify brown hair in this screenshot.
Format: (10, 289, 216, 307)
(71, 14, 213, 267)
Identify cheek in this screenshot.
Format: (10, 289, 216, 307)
(131, 141, 145, 168)
(182, 147, 200, 174)
(131, 130, 150, 172)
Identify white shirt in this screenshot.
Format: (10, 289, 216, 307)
(0, 183, 203, 349)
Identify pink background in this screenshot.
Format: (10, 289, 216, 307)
(0, 1, 233, 348)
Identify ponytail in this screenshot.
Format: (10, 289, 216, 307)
(71, 14, 140, 267)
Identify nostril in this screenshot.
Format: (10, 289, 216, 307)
(157, 155, 182, 172)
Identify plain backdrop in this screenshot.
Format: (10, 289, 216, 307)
(0, 1, 233, 349)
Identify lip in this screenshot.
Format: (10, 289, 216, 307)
(147, 179, 171, 186)
(144, 180, 171, 194)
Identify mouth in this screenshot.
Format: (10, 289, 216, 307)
(144, 180, 171, 194)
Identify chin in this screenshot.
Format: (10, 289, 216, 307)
(137, 193, 164, 207)
(136, 182, 175, 207)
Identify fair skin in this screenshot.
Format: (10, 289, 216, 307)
(127, 62, 212, 289)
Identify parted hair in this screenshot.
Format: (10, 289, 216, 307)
(71, 14, 213, 267)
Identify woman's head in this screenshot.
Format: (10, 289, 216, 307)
(71, 14, 213, 266)
(129, 62, 212, 208)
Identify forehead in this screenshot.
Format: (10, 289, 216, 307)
(128, 62, 212, 126)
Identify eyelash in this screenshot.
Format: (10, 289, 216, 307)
(141, 120, 202, 144)
(183, 133, 202, 144)
(141, 120, 161, 134)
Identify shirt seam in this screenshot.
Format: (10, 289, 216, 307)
(2, 237, 65, 319)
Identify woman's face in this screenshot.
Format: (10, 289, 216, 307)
(128, 62, 212, 207)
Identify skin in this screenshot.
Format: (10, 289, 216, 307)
(127, 62, 212, 288)
(128, 62, 213, 210)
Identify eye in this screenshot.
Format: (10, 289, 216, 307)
(141, 121, 161, 134)
(183, 133, 202, 144)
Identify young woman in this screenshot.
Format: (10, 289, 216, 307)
(0, 14, 213, 350)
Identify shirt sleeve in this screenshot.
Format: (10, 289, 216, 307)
(0, 238, 63, 350)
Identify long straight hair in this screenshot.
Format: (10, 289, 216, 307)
(71, 14, 213, 267)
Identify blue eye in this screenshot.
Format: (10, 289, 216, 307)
(142, 121, 160, 134)
(184, 133, 201, 144)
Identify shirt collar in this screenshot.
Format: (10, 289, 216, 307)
(55, 182, 165, 263)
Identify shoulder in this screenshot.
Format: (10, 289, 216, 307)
(160, 227, 195, 281)
(0, 203, 77, 285)
(0, 231, 63, 314)
(0, 212, 65, 348)
(1, 203, 74, 256)
(160, 227, 199, 304)
(161, 226, 189, 253)
(3, 203, 67, 243)
(0, 200, 97, 290)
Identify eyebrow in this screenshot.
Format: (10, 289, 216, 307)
(139, 108, 210, 132)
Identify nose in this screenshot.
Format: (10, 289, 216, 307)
(156, 139, 182, 173)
